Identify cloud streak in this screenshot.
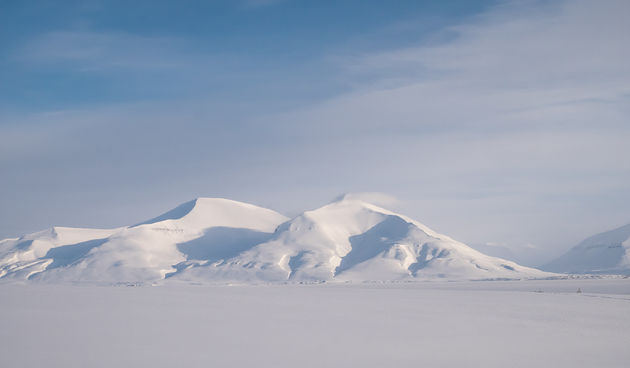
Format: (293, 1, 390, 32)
(1, 0, 628, 265)
(252, 0, 630, 262)
(15, 31, 194, 71)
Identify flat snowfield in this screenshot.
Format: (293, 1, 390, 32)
(1, 279, 629, 368)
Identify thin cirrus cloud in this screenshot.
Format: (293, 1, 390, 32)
(0, 0, 628, 266)
(240, 0, 287, 9)
(3, 30, 215, 109)
(7, 26, 335, 111)
(15, 31, 192, 71)
(294, 0, 629, 132)
(252, 0, 630, 262)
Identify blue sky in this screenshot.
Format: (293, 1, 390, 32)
(0, 0, 494, 112)
(1, 0, 629, 265)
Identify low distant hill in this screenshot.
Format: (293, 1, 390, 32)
(543, 224, 630, 275)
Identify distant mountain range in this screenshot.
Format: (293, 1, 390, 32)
(543, 224, 630, 275)
(0, 195, 561, 283)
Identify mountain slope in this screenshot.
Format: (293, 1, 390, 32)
(173, 197, 552, 282)
(0, 196, 553, 283)
(0, 226, 121, 280)
(0, 198, 288, 282)
(542, 224, 630, 275)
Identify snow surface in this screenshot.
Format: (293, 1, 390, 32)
(0, 198, 288, 282)
(544, 224, 630, 275)
(1, 279, 629, 368)
(0, 197, 554, 283)
(177, 198, 552, 282)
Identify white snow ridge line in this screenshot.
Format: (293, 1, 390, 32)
(0, 196, 558, 284)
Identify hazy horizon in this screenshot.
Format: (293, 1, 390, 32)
(1, 0, 629, 266)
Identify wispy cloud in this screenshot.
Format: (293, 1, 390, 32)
(15, 31, 195, 71)
(252, 0, 630, 256)
(240, 0, 287, 10)
(1, 0, 628, 263)
(306, 0, 630, 131)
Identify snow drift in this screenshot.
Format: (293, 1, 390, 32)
(0, 196, 552, 283)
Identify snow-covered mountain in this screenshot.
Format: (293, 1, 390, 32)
(542, 224, 630, 275)
(0, 196, 552, 283)
(0, 198, 287, 282)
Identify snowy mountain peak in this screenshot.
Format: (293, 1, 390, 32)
(175, 198, 552, 282)
(543, 223, 630, 275)
(309, 196, 443, 240)
(574, 223, 630, 250)
(0, 196, 554, 283)
(331, 192, 399, 207)
(136, 197, 288, 232)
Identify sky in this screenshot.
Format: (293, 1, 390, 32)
(1, 0, 629, 266)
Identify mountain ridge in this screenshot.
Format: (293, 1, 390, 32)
(1, 196, 555, 283)
(543, 223, 630, 275)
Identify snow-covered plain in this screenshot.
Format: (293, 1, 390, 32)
(1, 279, 629, 368)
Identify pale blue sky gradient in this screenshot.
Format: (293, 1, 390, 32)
(1, 0, 629, 265)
